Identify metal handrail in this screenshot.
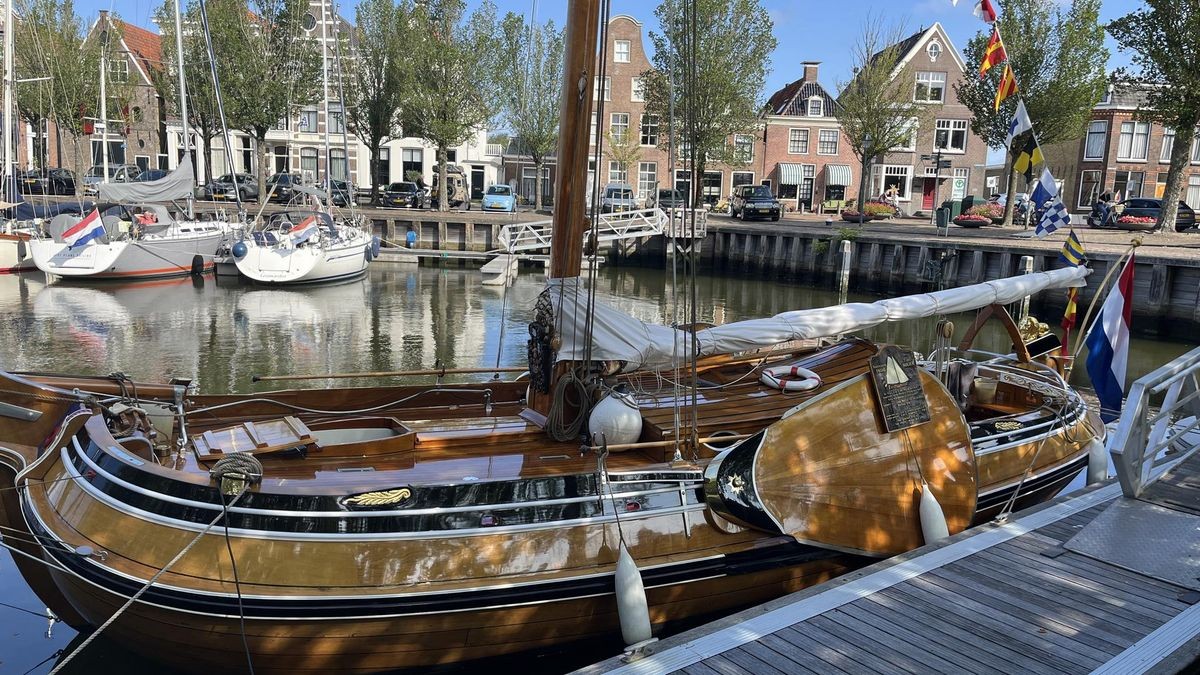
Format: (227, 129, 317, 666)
(1108, 346, 1200, 497)
(496, 207, 672, 254)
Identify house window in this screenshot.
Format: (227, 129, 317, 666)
(934, 119, 968, 153)
(1161, 128, 1175, 163)
(1117, 121, 1149, 161)
(702, 171, 722, 206)
(914, 71, 946, 103)
(446, 149, 457, 163)
(788, 128, 809, 154)
(108, 59, 129, 84)
(731, 171, 754, 188)
(593, 76, 611, 102)
(1188, 175, 1200, 209)
(590, 112, 598, 142)
(1114, 170, 1144, 200)
(609, 160, 627, 183)
(274, 117, 288, 131)
(374, 147, 390, 185)
(640, 114, 659, 146)
(1155, 172, 1169, 198)
(873, 165, 912, 200)
(927, 41, 942, 61)
(952, 167, 969, 199)
(330, 148, 347, 181)
(276, 144, 291, 174)
(631, 77, 645, 103)
(298, 108, 318, 132)
(892, 119, 918, 151)
(807, 98, 823, 117)
(300, 147, 318, 181)
(614, 40, 630, 63)
(329, 105, 345, 134)
(637, 162, 657, 201)
(1078, 170, 1101, 209)
(818, 129, 839, 155)
(1084, 121, 1107, 160)
(1192, 134, 1200, 164)
(610, 113, 629, 144)
(401, 148, 423, 183)
(521, 166, 551, 203)
(734, 134, 754, 163)
(675, 169, 692, 206)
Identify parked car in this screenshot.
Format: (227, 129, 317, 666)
(730, 184, 782, 221)
(599, 183, 637, 213)
(134, 169, 170, 183)
(265, 172, 305, 203)
(330, 180, 355, 208)
(82, 163, 141, 195)
(381, 181, 424, 208)
(430, 164, 470, 210)
(17, 168, 76, 195)
(648, 188, 687, 210)
(481, 184, 517, 213)
(1087, 198, 1196, 232)
(205, 173, 258, 202)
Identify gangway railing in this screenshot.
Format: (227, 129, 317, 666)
(1108, 345, 1200, 497)
(496, 207, 676, 254)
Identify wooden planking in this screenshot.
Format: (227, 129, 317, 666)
(752, 631, 855, 675)
(833, 602, 992, 674)
(783, 622, 913, 674)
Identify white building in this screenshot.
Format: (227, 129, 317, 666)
(163, 0, 500, 196)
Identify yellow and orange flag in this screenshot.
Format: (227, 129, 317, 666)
(993, 65, 1018, 111)
(979, 28, 1006, 79)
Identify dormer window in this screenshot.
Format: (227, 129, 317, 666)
(927, 41, 942, 61)
(807, 97, 823, 117)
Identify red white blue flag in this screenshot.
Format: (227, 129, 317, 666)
(62, 209, 104, 248)
(952, 0, 998, 23)
(290, 215, 319, 244)
(1085, 254, 1134, 423)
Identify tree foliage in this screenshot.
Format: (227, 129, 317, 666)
(402, 0, 500, 211)
(224, 0, 322, 196)
(641, 0, 775, 205)
(836, 17, 930, 210)
(496, 12, 562, 210)
(955, 0, 1107, 224)
(156, 0, 243, 185)
(1108, 0, 1200, 231)
(345, 0, 407, 204)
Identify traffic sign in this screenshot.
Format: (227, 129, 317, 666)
(938, 159, 952, 169)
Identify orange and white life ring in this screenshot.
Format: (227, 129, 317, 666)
(760, 364, 822, 392)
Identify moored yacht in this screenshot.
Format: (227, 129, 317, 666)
(232, 207, 374, 285)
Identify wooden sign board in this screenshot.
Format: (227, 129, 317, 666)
(868, 346, 932, 433)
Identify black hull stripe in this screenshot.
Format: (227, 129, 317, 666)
(975, 454, 1087, 512)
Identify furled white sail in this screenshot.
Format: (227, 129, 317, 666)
(97, 156, 195, 203)
(550, 265, 1090, 371)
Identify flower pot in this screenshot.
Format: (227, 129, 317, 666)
(841, 214, 873, 223)
(953, 216, 990, 228)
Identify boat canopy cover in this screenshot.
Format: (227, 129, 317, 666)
(0, 175, 92, 220)
(549, 265, 1090, 371)
(97, 156, 194, 203)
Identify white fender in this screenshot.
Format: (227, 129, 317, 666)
(919, 482, 949, 544)
(615, 542, 653, 647)
(1086, 439, 1108, 485)
(760, 364, 822, 392)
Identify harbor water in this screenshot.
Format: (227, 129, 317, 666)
(0, 265, 1192, 674)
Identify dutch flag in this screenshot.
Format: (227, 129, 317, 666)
(290, 216, 319, 244)
(1085, 254, 1134, 423)
(62, 209, 105, 249)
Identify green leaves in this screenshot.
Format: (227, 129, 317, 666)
(496, 12, 563, 209)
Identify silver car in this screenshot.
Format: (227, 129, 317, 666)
(82, 164, 141, 195)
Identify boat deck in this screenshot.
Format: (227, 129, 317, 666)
(577, 451, 1200, 675)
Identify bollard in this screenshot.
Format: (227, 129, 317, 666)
(838, 239, 852, 302)
(1019, 255, 1034, 321)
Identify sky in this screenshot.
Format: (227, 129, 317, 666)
(84, 0, 1144, 97)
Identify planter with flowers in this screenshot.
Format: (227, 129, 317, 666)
(840, 201, 873, 223)
(953, 214, 991, 228)
(1116, 214, 1157, 229)
(863, 201, 898, 219)
(967, 203, 1006, 224)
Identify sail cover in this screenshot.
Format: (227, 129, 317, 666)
(97, 156, 195, 203)
(550, 265, 1090, 371)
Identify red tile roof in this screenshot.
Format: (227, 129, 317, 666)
(112, 16, 163, 78)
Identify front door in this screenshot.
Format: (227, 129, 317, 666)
(922, 177, 937, 211)
(470, 166, 485, 200)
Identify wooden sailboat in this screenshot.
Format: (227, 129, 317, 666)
(0, 0, 1103, 672)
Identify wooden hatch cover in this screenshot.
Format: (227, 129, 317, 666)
(750, 363, 976, 557)
(192, 417, 316, 459)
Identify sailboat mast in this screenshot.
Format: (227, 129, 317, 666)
(3, 0, 13, 179)
(320, 0, 332, 211)
(99, 32, 109, 184)
(547, 0, 601, 279)
(173, 0, 194, 218)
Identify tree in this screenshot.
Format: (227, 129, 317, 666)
(224, 0, 322, 198)
(496, 12, 563, 210)
(604, 127, 642, 188)
(402, 0, 500, 212)
(956, 0, 1107, 226)
(155, 0, 242, 186)
(345, 0, 407, 205)
(836, 17, 929, 216)
(641, 0, 775, 206)
(1108, 1, 1200, 232)
(14, 0, 102, 187)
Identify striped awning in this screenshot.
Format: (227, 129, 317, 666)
(825, 164, 853, 187)
(777, 163, 805, 185)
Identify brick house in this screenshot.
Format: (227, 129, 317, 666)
(1040, 85, 1200, 214)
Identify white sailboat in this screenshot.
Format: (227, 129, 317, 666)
(1, 0, 33, 273)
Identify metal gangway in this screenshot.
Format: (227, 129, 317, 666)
(483, 208, 706, 285)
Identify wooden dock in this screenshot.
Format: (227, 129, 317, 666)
(578, 456, 1200, 675)
(577, 341, 1200, 675)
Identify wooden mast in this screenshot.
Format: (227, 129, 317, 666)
(547, 0, 601, 280)
(530, 0, 601, 420)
